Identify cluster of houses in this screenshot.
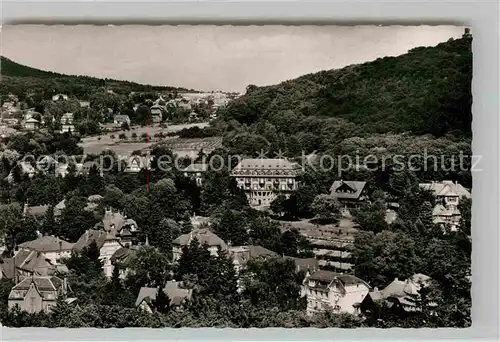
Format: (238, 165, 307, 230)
(0, 163, 468, 316)
(1, 89, 235, 140)
(180, 156, 471, 232)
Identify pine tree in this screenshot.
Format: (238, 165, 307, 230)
(152, 286, 171, 314)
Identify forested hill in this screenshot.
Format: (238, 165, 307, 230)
(0, 56, 193, 99)
(219, 33, 472, 137)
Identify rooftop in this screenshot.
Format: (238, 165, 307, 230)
(18, 235, 73, 253)
(10, 275, 64, 293)
(419, 181, 471, 199)
(330, 180, 367, 200)
(172, 228, 227, 249)
(135, 281, 192, 307)
(308, 270, 368, 287)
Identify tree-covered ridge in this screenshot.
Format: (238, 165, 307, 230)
(0, 56, 194, 98)
(219, 35, 472, 137)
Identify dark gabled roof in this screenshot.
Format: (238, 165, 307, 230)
(330, 181, 367, 200)
(110, 247, 135, 264)
(11, 275, 64, 292)
(73, 229, 108, 251)
(308, 270, 368, 287)
(135, 281, 192, 308)
(283, 256, 319, 273)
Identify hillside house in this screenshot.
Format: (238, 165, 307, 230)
(60, 113, 75, 133)
(172, 229, 227, 262)
(283, 256, 320, 276)
(8, 276, 71, 313)
(54, 194, 102, 218)
(114, 114, 131, 126)
(16, 235, 73, 266)
(150, 105, 163, 123)
(136, 281, 192, 313)
(0, 248, 67, 280)
(360, 274, 433, 315)
(302, 270, 370, 315)
(5, 161, 36, 182)
(52, 94, 68, 101)
(181, 163, 208, 186)
(228, 245, 278, 273)
(24, 118, 40, 131)
(329, 180, 368, 217)
(419, 181, 471, 231)
(73, 209, 141, 277)
(231, 158, 304, 208)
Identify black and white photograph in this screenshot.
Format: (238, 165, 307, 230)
(0, 24, 472, 329)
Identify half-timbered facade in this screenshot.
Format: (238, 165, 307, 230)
(231, 158, 303, 207)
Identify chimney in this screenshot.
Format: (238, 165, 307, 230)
(395, 277, 399, 281)
(374, 286, 379, 292)
(23, 202, 28, 215)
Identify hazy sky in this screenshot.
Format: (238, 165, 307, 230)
(1, 25, 465, 92)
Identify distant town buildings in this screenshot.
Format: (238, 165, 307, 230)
(231, 158, 303, 208)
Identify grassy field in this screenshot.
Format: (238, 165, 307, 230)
(80, 122, 209, 155)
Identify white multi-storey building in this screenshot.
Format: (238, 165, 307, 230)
(301, 270, 370, 315)
(231, 158, 303, 207)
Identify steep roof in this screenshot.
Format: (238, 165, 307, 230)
(135, 281, 192, 307)
(11, 275, 64, 292)
(380, 274, 430, 299)
(283, 256, 319, 273)
(330, 181, 367, 200)
(18, 235, 73, 252)
(229, 245, 277, 265)
(73, 229, 108, 251)
(419, 181, 471, 199)
(172, 228, 227, 249)
(110, 247, 135, 264)
(308, 270, 368, 287)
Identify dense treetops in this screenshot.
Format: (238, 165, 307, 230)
(218, 35, 472, 137)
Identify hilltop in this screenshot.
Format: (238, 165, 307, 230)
(219, 33, 472, 137)
(0, 56, 193, 99)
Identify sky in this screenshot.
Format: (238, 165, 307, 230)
(1, 25, 465, 92)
